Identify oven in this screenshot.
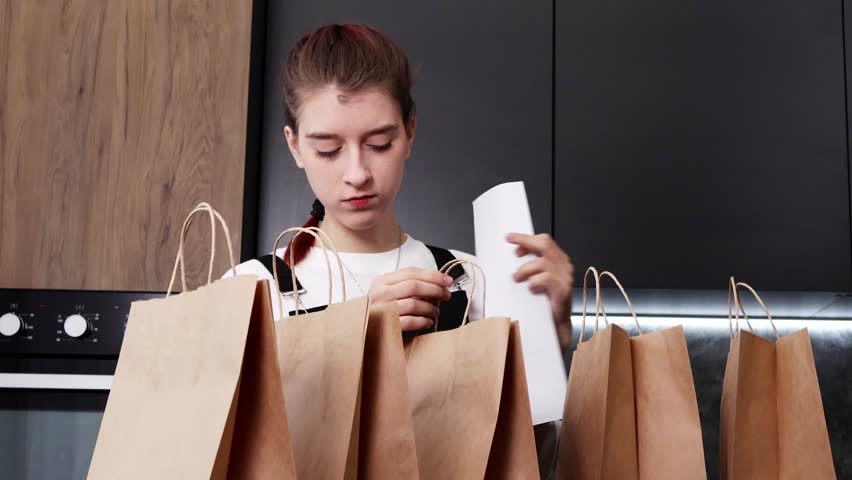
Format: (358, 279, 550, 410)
(0, 288, 161, 480)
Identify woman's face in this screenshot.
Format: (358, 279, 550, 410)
(284, 85, 414, 231)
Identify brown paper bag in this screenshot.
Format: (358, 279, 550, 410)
(360, 299, 421, 478)
(271, 227, 418, 479)
(631, 324, 706, 478)
(404, 258, 539, 479)
(485, 320, 542, 479)
(558, 267, 637, 480)
(602, 273, 705, 479)
(558, 268, 705, 480)
(275, 298, 367, 479)
(720, 279, 835, 480)
(88, 203, 296, 479)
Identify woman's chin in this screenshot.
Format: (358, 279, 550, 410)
(335, 209, 384, 231)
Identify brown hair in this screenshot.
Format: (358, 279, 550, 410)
(281, 24, 415, 266)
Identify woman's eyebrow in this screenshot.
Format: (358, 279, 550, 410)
(362, 124, 398, 139)
(305, 131, 341, 140)
(364, 124, 396, 138)
(305, 124, 398, 141)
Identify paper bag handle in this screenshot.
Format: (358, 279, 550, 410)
(435, 259, 487, 331)
(578, 266, 604, 344)
(270, 227, 346, 319)
(732, 280, 780, 340)
(597, 271, 643, 335)
(166, 203, 236, 296)
(302, 225, 348, 304)
(727, 276, 752, 338)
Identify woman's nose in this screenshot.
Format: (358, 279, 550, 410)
(342, 150, 372, 187)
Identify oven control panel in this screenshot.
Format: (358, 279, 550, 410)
(0, 289, 162, 357)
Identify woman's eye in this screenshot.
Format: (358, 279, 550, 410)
(315, 148, 341, 159)
(368, 142, 393, 152)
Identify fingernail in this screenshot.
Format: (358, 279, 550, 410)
(443, 275, 453, 285)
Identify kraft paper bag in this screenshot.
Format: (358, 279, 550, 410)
(359, 299, 420, 478)
(558, 268, 705, 480)
(720, 279, 835, 479)
(89, 203, 296, 479)
(404, 258, 539, 479)
(272, 227, 418, 479)
(558, 267, 637, 480)
(630, 323, 705, 478)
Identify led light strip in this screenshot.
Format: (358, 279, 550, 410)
(571, 315, 852, 332)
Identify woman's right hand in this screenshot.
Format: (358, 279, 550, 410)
(368, 267, 454, 331)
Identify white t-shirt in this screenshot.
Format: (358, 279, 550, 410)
(223, 234, 484, 323)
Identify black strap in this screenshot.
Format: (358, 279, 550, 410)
(257, 254, 303, 293)
(257, 254, 314, 317)
(422, 245, 469, 333)
(256, 245, 470, 330)
(425, 245, 464, 280)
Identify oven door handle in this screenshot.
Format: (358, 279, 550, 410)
(0, 373, 113, 390)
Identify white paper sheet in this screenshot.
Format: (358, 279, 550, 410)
(473, 181, 567, 425)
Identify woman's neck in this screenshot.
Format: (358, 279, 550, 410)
(318, 213, 404, 254)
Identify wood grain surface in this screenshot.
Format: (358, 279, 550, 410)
(0, 0, 252, 291)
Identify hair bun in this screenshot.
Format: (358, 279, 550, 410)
(310, 199, 325, 220)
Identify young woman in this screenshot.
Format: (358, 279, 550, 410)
(230, 24, 575, 350)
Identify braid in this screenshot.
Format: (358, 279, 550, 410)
(282, 199, 323, 266)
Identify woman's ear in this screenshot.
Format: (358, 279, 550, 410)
(404, 116, 416, 158)
(284, 125, 304, 168)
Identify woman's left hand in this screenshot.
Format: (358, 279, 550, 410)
(506, 233, 574, 351)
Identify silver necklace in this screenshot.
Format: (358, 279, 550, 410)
(338, 228, 404, 296)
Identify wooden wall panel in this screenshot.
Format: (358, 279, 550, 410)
(0, 0, 252, 291)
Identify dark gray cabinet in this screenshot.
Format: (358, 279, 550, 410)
(257, 2, 554, 255)
(555, 0, 852, 290)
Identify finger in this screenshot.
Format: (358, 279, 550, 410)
(506, 233, 550, 251)
(382, 267, 454, 287)
(397, 298, 440, 319)
(528, 271, 555, 295)
(400, 315, 434, 331)
(391, 279, 452, 301)
(513, 257, 549, 283)
(530, 272, 573, 311)
(515, 246, 532, 257)
(506, 232, 536, 248)
(506, 232, 554, 255)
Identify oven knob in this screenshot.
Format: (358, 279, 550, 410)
(63, 314, 90, 338)
(0, 313, 24, 337)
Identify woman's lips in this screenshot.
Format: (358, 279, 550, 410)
(344, 195, 375, 209)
